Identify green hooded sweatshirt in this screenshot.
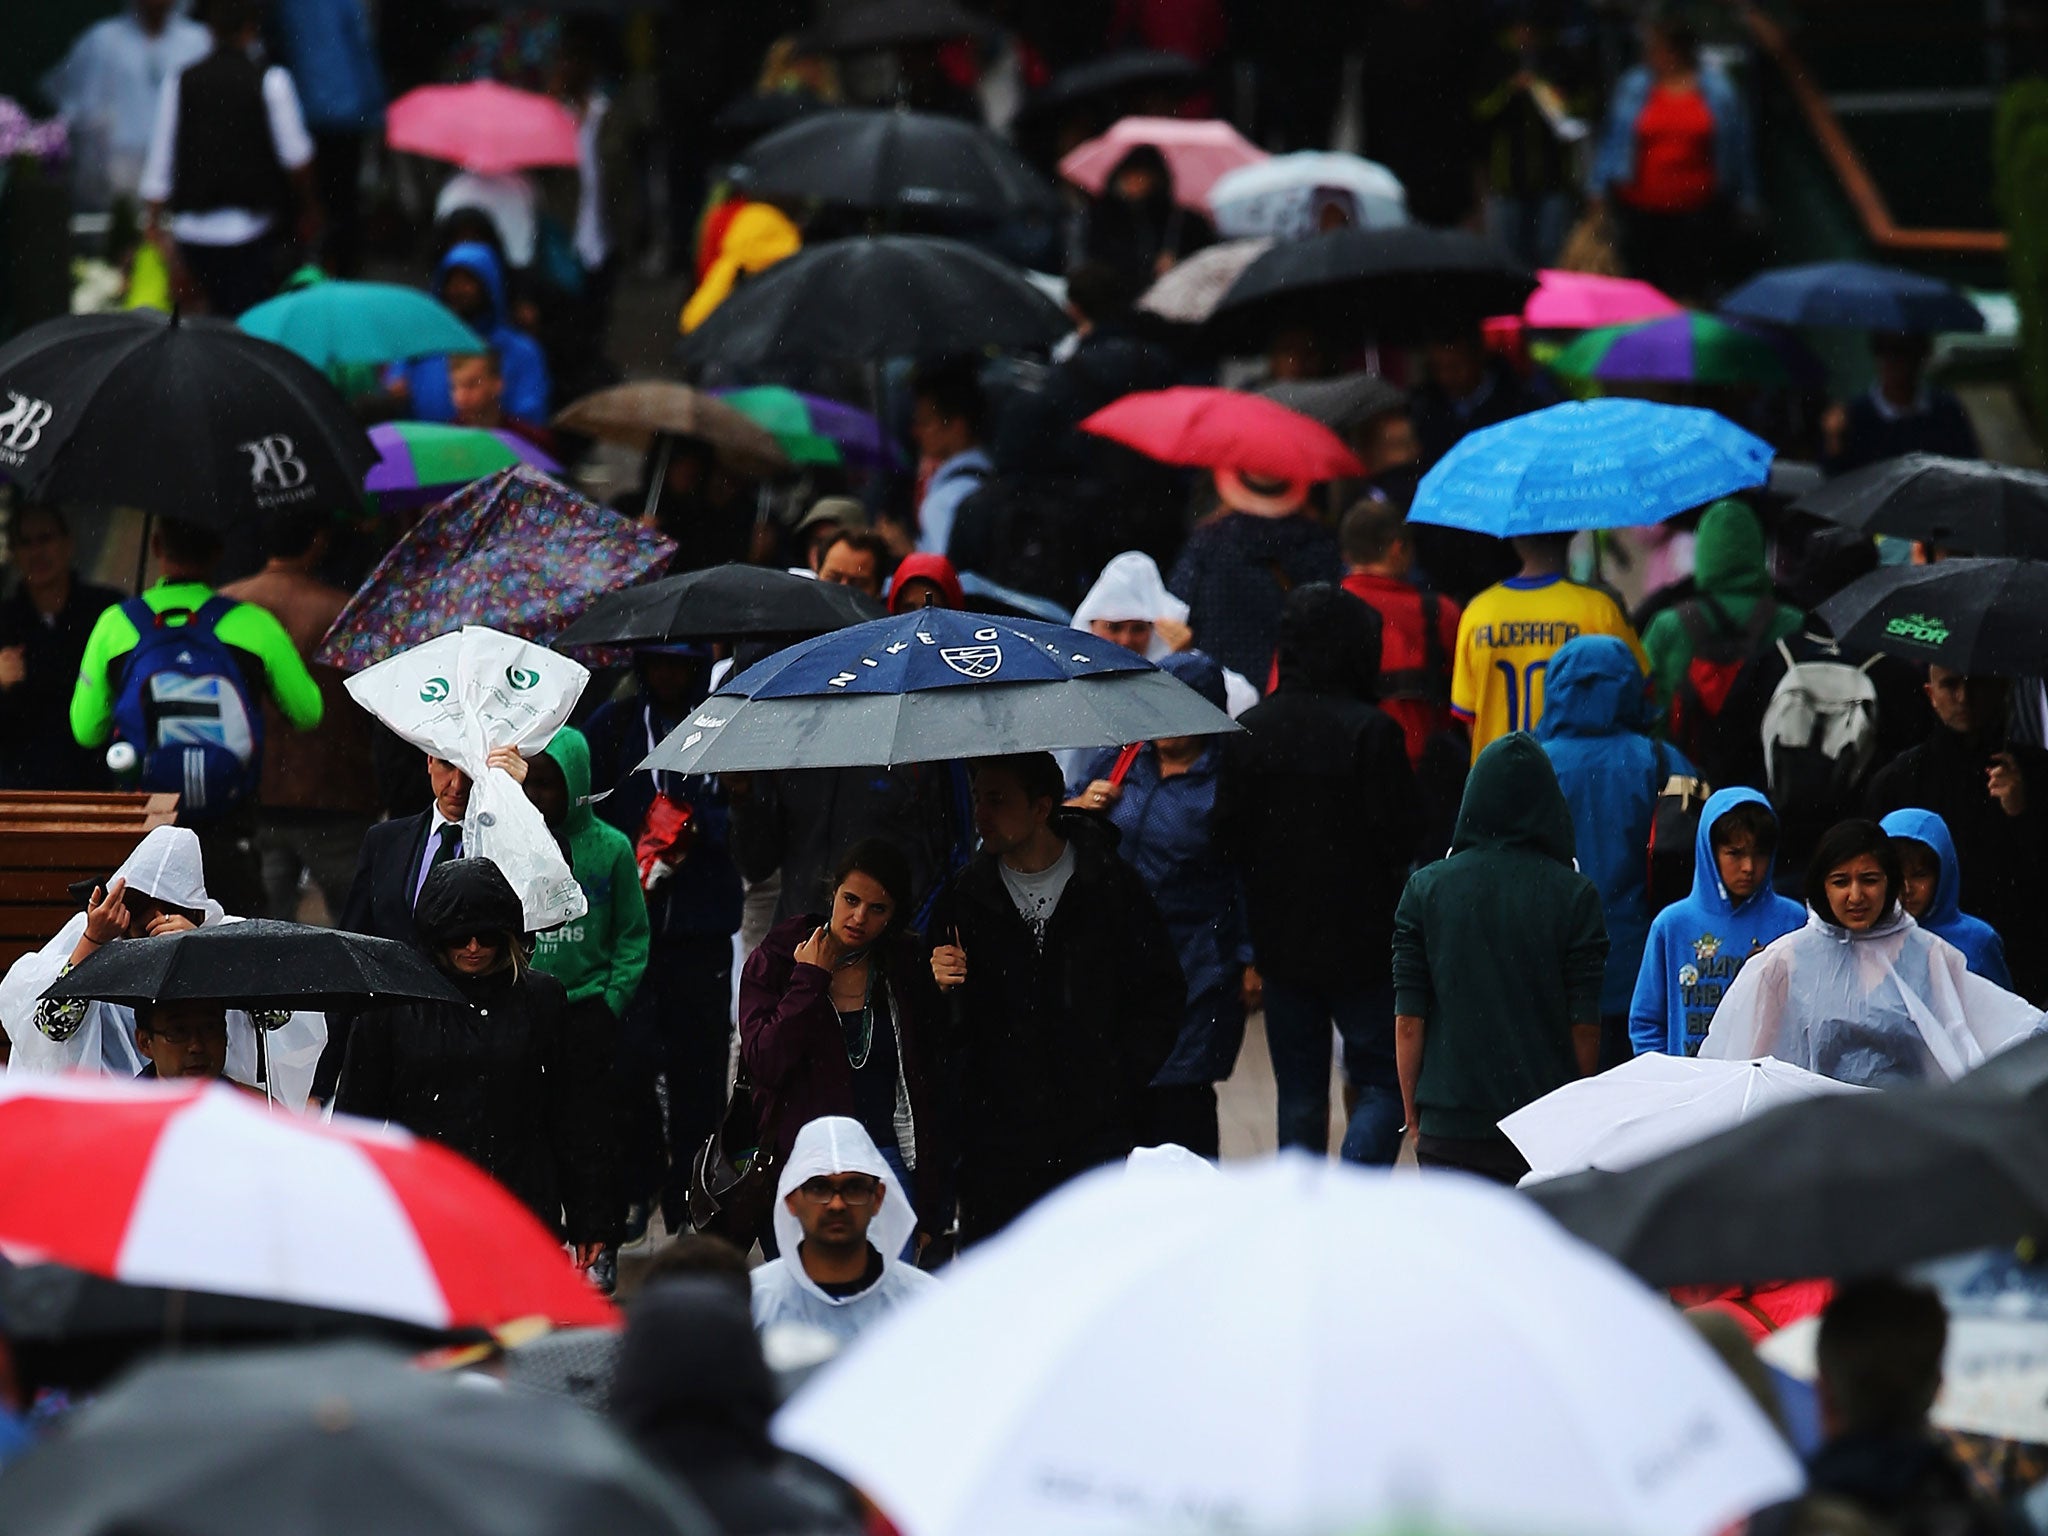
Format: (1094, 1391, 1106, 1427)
(1642, 499, 1805, 705)
(529, 726, 650, 1017)
(1392, 732, 1608, 1139)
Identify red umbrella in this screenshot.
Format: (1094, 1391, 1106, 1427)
(387, 81, 580, 175)
(0, 1077, 615, 1332)
(1080, 386, 1365, 480)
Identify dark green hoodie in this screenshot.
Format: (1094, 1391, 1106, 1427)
(1392, 732, 1608, 1138)
(529, 726, 651, 1016)
(1642, 499, 1805, 704)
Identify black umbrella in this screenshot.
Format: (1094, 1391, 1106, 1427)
(811, 0, 985, 51)
(41, 920, 466, 1013)
(678, 235, 1070, 370)
(1813, 557, 2048, 677)
(1529, 1087, 2048, 1288)
(1257, 371, 1407, 434)
(1951, 1032, 2048, 1100)
(1208, 226, 1538, 348)
(1020, 50, 1205, 118)
(733, 108, 1062, 223)
(1793, 454, 2048, 558)
(0, 311, 376, 529)
(556, 562, 885, 649)
(0, 1342, 716, 1536)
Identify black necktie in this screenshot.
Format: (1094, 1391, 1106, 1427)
(426, 823, 461, 885)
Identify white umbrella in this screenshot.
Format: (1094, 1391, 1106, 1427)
(1208, 151, 1408, 239)
(775, 1156, 1803, 1536)
(1502, 1053, 1870, 1185)
(1135, 237, 1272, 325)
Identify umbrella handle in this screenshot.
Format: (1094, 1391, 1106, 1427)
(642, 433, 673, 526)
(1107, 743, 1142, 787)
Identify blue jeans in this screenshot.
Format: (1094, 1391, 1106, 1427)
(1262, 978, 1403, 1165)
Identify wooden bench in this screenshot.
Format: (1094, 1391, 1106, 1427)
(0, 792, 181, 973)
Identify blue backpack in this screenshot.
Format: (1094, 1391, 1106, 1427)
(109, 596, 264, 819)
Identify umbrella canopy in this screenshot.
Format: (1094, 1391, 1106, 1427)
(1209, 225, 1538, 348)
(1522, 268, 1684, 329)
(0, 1342, 710, 1536)
(1207, 150, 1409, 238)
(1551, 311, 1820, 388)
(1079, 385, 1364, 480)
(0, 311, 376, 529)
(1501, 1054, 1871, 1185)
(386, 80, 580, 174)
(1529, 1083, 2048, 1288)
(731, 108, 1061, 223)
(238, 281, 483, 368)
(1793, 453, 2048, 558)
(553, 381, 789, 476)
(676, 235, 1070, 370)
(1134, 236, 1272, 325)
(715, 384, 902, 468)
(317, 466, 676, 671)
(40, 920, 467, 1013)
(1408, 399, 1774, 537)
(811, 0, 985, 51)
(1953, 1031, 2048, 1100)
(1719, 259, 1987, 333)
(1812, 557, 2048, 677)
(556, 562, 885, 648)
(1256, 370, 1407, 433)
(1021, 50, 1203, 117)
(642, 608, 1237, 773)
(775, 1157, 1802, 1536)
(0, 1078, 617, 1330)
(1058, 115, 1267, 211)
(366, 421, 561, 506)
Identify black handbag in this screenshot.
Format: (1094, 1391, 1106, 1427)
(685, 1071, 777, 1250)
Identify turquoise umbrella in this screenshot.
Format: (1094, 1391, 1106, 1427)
(239, 281, 483, 368)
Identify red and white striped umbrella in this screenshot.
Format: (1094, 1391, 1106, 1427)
(0, 1077, 614, 1332)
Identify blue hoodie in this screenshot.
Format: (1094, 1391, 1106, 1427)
(393, 241, 551, 425)
(1629, 786, 1806, 1056)
(1537, 635, 1688, 1018)
(1880, 809, 2014, 989)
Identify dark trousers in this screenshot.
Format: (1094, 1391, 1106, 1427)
(193, 814, 265, 919)
(1263, 976, 1403, 1165)
(1143, 1082, 1220, 1160)
(564, 993, 624, 1242)
(311, 129, 364, 277)
(618, 930, 734, 1228)
(1416, 1133, 1531, 1187)
(179, 235, 279, 318)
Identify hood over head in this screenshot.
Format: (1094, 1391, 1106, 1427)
(539, 724, 595, 834)
(113, 826, 225, 924)
(434, 240, 508, 332)
(1274, 582, 1381, 700)
(1073, 551, 1189, 633)
(610, 1277, 777, 1468)
(888, 553, 966, 614)
(771, 1116, 918, 1307)
(1158, 648, 1228, 712)
(1452, 732, 1577, 864)
(1692, 498, 1771, 598)
(1536, 634, 1650, 739)
(1691, 786, 1784, 918)
(414, 857, 526, 946)
(1880, 808, 1968, 930)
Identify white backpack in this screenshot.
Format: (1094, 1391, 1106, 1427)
(1761, 639, 1880, 813)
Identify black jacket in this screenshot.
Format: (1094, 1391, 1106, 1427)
(1804, 1431, 2014, 1536)
(334, 859, 613, 1243)
(0, 573, 121, 789)
(1220, 585, 1421, 987)
(927, 814, 1184, 1199)
(340, 809, 436, 947)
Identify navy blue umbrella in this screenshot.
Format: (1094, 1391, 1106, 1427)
(640, 609, 1237, 772)
(1719, 260, 1985, 334)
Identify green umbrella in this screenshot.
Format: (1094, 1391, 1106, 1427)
(715, 385, 901, 469)
(239, 279, 484, 368)
(1551, 311, 1812, 388)
(365, 422, 561, 507)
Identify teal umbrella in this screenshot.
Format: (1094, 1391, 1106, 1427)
(239, 280, 483, 368)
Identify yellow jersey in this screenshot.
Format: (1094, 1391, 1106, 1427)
(1450, 575, 1646, 759)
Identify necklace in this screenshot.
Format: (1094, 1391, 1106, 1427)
(842, 966, 878, 1070)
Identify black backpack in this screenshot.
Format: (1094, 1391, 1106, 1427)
(1646, 743, 1715, 914)
(946, 474, 1103, 610)
(1668, 595, 1780, 791)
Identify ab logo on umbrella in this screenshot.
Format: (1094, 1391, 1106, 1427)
(0, 390, 52, 462)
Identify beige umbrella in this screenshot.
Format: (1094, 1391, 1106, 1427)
(1136, 237, 1272, 326)
(554, 381, 791, 513)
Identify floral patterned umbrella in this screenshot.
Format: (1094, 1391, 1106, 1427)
(316, 466, 675, 671)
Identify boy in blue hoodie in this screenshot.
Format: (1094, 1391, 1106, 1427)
(1880, 809, 2014, 989)
(389, 241, 551, 423)
(1630, 787, 1806, 1057)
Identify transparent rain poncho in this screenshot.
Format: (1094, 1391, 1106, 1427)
(1699, 907, 2045, 1085)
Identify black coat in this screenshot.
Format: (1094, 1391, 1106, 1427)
(340, 809, 437, 947)
(0, 573, 122, 789)
(1219, 584, 1421, 988)
(926, 814, 1184, 1205)
(334, 859, 613, 1243)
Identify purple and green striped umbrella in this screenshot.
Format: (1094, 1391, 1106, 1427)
(714, 385, 903, 469)
(1552, 311, 1821, 388)
(365, 421, 561, 507)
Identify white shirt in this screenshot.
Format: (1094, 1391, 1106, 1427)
(436, 171, 537, 268)
(41, 8, 210, 207)
(999, 842, 1075, 949)
(572, 94, 610, 271)
(138, 57, 314, 246)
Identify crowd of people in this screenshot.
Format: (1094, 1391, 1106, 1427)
(2, 2, 2045, 1534)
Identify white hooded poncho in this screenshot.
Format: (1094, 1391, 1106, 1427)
(750, 1116, 938, 1344)
(1070, 551, 1258, 717)
(0, 827, 327, 1109)
(1699, 907, 2044, 1086)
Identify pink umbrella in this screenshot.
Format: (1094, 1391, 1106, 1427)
(1059, 116, 1267, 213)
(386, 81, 579, 175)
(1521, 269, 1684, 330)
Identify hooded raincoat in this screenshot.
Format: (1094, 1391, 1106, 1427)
(1641, 500, 1803, 705)
(1699, 906, 2044, 1085)
(1392, 733, 1608, 1138)
(529, 725, 650, 1018)
(1631, 787, 1807, 1057)
(1538, 635, 1695, 1019)
(391, 241, 551, 423)
(1879, 809, 2013, 989)
(749, 1116, 938, 1344)
(0, 826, 326, 1107)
